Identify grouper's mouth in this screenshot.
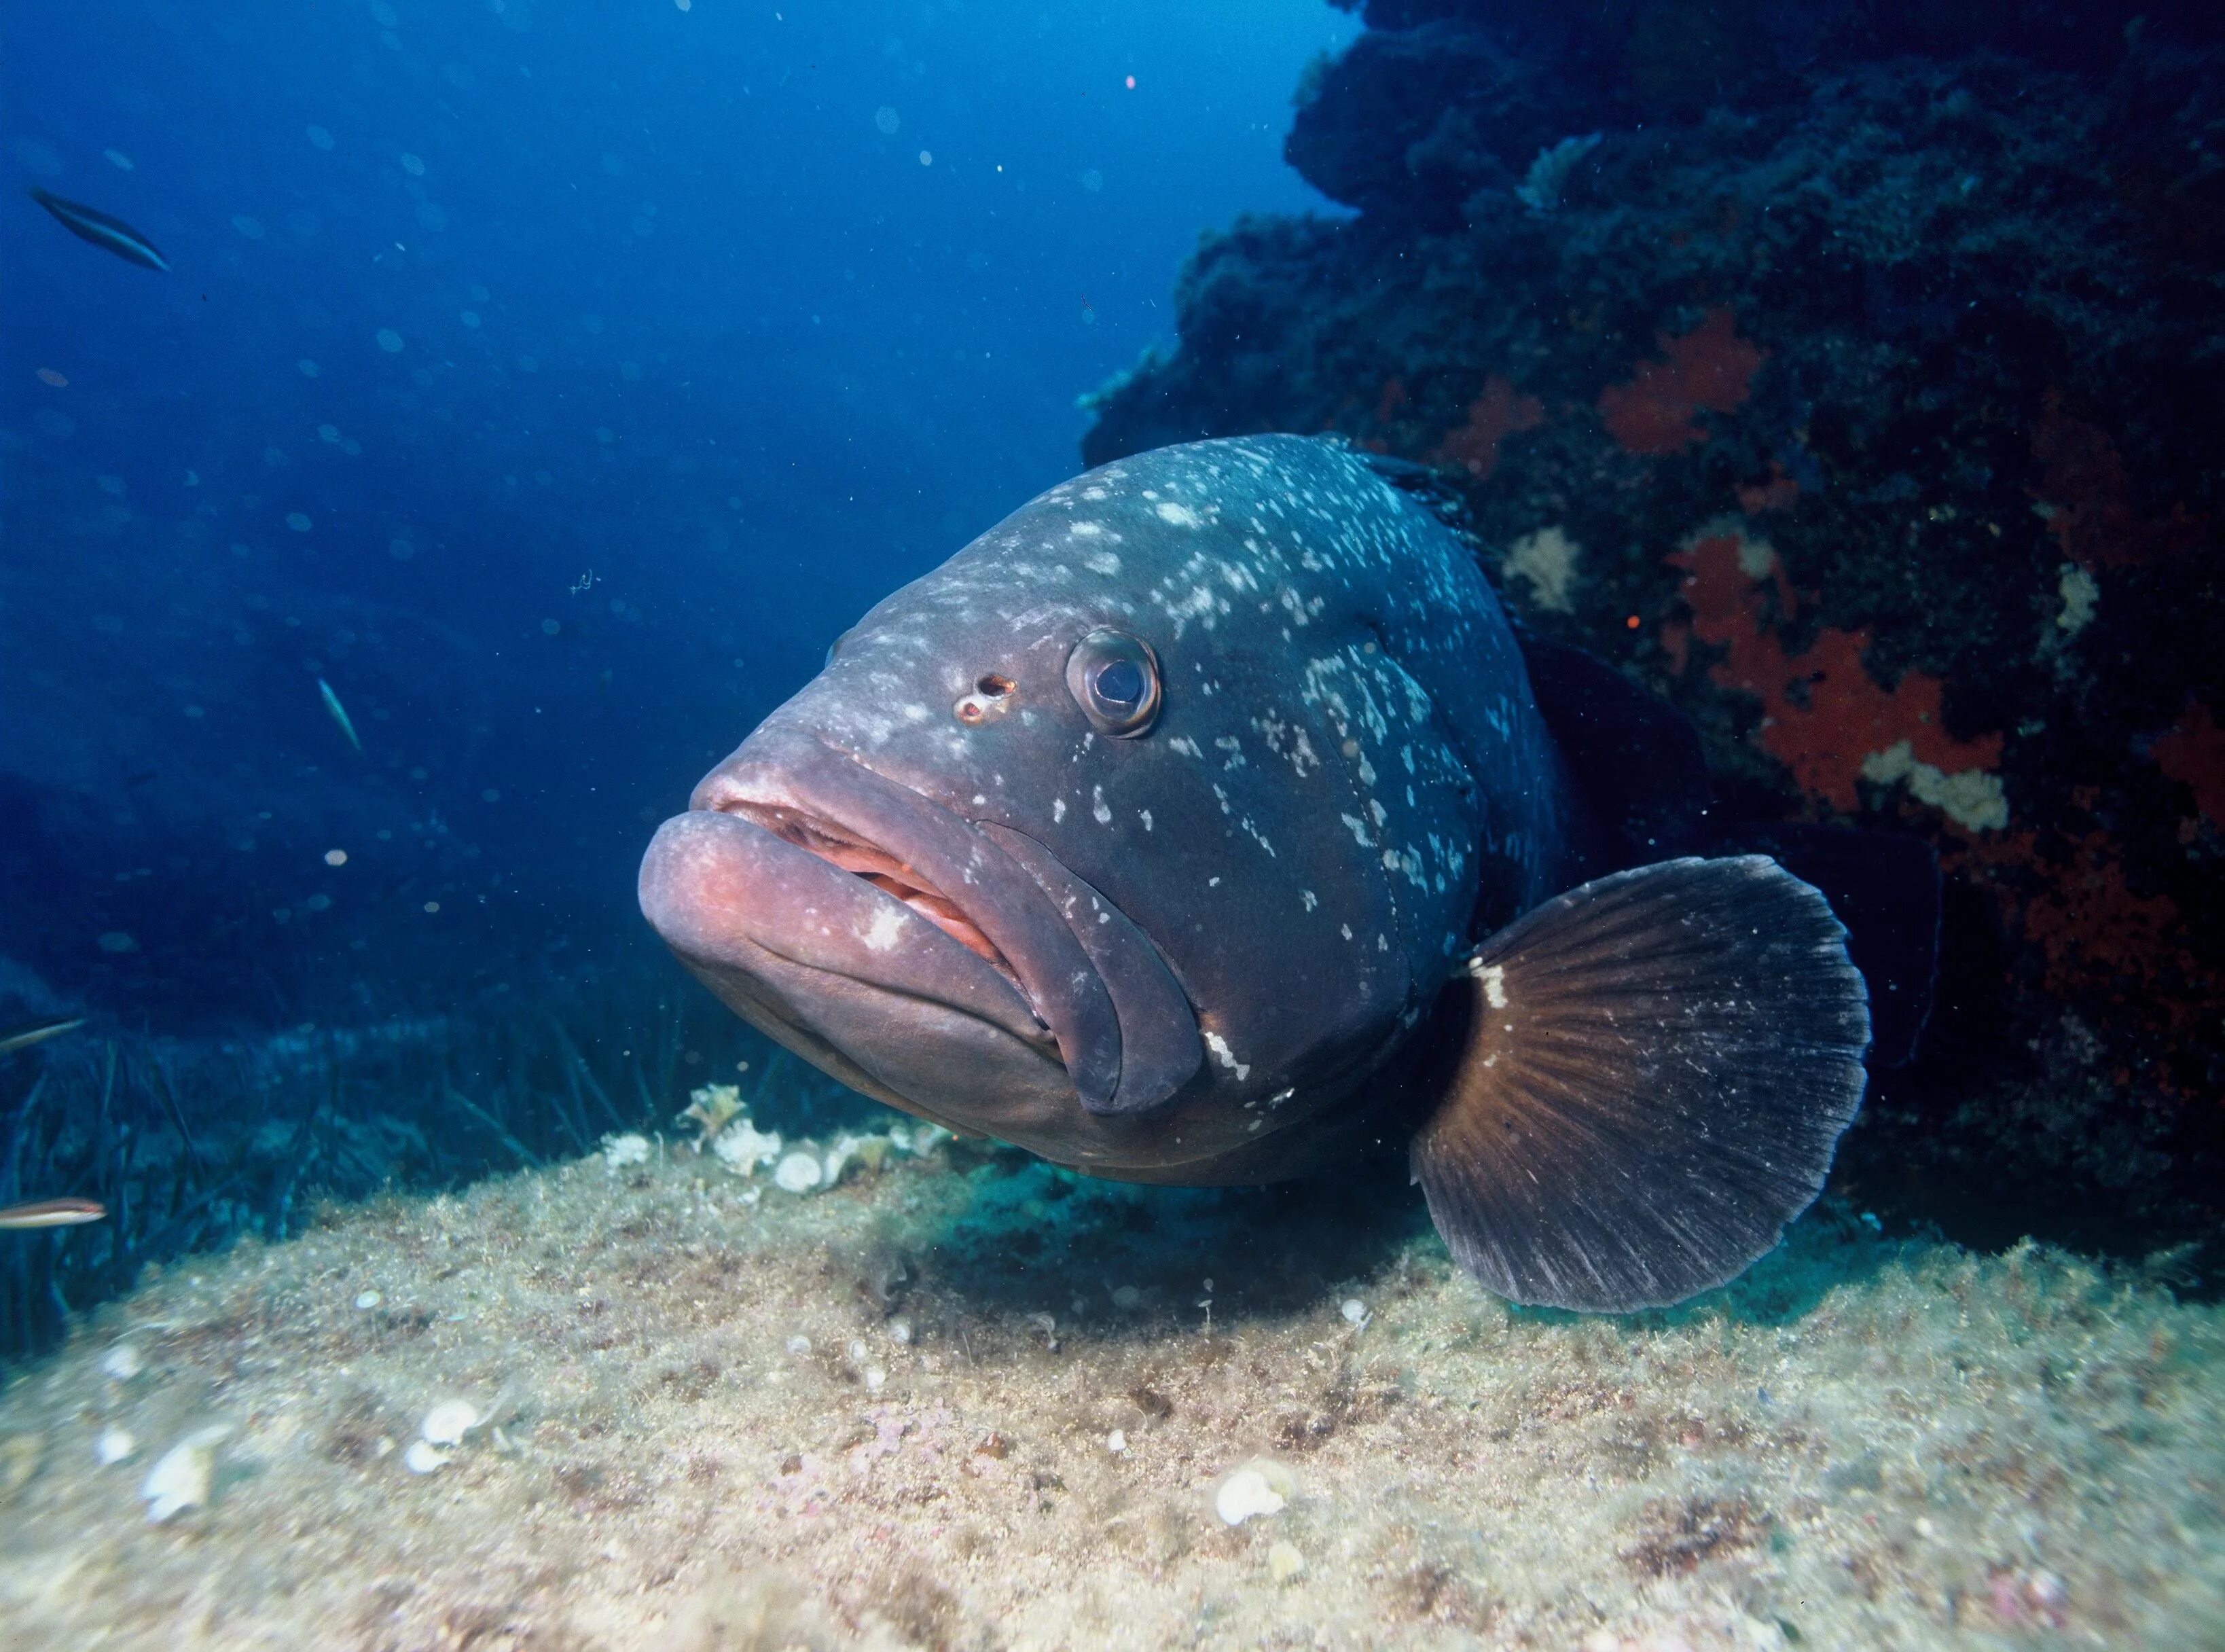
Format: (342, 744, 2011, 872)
(719, 800, 1025, 996)
(638, 726, 1201, 1122)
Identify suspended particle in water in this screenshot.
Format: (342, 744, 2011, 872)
(325, 848, 348, 866)
(875, 105, 900, 134)
(375, 329, 403, 353)
(919, 149, 933, 166)
(306, 124, 335, 150)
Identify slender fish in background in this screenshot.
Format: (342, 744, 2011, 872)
(640, 435, 1939, 1312)
(0, 1198, 107, 1231)
(26, 186, 169, 272)
(318, 677, 363, 752)
(0, 1016, 85, 1056)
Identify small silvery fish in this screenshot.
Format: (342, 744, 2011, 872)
(318, 678, 363, 753)
(0, 1198, 107, 1230)
(0, 1016, 84, 1056)
(27, 187, 168, 272)
(640, 435, 1936, 1312)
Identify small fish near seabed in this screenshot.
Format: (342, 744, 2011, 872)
(640, 435, 1938, 1311)
(26, 187, 168, 272)
(0, 1198, 106, 1231)
(0, 1016, 85, 1056)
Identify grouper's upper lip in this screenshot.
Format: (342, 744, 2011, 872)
(706, 793, 1031, 999)
(687, 730, 1127, 1112)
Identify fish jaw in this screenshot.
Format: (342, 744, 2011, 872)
(640, 805, 1086, 1141)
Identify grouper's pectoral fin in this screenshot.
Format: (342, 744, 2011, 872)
(1410, 855, 1870, 1313)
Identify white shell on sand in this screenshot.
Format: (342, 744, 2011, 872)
(1214, 1461, 1292, 1526)
(420, 1400, 481, 1447)
(772, 1151, 825, 1193)
(141, 1425, 230, 1523)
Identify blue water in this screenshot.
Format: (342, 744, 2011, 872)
(1, 0, 1352, 1028)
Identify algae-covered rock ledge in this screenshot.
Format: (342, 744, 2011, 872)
(1, 1140, 2220, 1650)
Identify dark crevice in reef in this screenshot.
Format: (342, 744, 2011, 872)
(1083, 0, 2225, 1266)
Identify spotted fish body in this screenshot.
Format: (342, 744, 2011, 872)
(643, 435, 1883, 1309)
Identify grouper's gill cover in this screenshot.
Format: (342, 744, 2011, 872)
(640, 435, 1585, 1179)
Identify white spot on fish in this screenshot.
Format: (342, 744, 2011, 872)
(862, 907, 905, 952)
(1091, 786, 1112, 825)
(1466, 960, 1508, 1008)
(1204, 1032, 1250, 1081)
(1154, 501, 1203, 528)
(1053, 797, 1066, 823)
(1139, 809, 1153, 831)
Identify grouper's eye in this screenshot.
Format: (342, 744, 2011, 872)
(1065, 628, 1161, 737)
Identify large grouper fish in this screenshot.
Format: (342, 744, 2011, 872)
(640, 435, 1938, 1311)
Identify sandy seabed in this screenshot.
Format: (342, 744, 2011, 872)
(1, 1132, 2220, 1652)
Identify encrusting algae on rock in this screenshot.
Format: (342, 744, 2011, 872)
(0, 1129, 2222, 1649)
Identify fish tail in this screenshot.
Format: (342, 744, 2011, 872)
(1409, 855, 1870, 1312)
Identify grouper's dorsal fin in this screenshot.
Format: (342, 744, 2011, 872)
(1352, 446, 1486, 546)
(1411, 856, 1870, 1312)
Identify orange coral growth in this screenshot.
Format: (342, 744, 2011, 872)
(2152, 698, 2225, 825)
(1666, 530, 2002, 816)
(2030, 389, 2206, 568)
(1959, 829, 2212, 1024)
(1430, 374, 1543, 480)
(1598, 308, 1765, 455)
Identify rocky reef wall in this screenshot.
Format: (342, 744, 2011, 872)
(1083, 2, 2225, 1259)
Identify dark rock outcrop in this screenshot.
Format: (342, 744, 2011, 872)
(1083, 8, 2225, 1263)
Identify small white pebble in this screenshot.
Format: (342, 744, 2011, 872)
(1215, 1462, 1290, 1526)
(887, 1317, 912, 1345)
(101, 1342, 144, 1381)
(141, 1426, 229, 1522)
(402, 1439, 448, 1475)
(95, 1427, 136, 1466)
(1915, 1516, 1936, 1539)
(1340, 1298, 1369, 1326)
(1106, 1429, 1127, 1454)
(354, 1289, 382, 1310)
(1267, 1541, 1305, 1583)
(420, 1399, 480, 1447)
(772, 1150, 825, 1193)
(864, 1365, 887, 1392)
(785, 1335, 812, 1355)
